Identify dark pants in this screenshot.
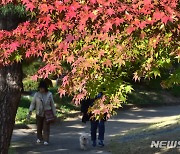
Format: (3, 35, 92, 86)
(91, 120, 105, 141)
(36, 115, 50, 142)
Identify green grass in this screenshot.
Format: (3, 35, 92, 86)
(8, 148, 15, 154)
(108, 116, 180, 154)
(128, 90, 164, 106)
(127, 78, 180, 107)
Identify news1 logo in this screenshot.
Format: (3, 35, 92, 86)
(151, 141, 180, 148)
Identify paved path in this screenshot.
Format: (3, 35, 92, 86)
(11, 105, 180, 154)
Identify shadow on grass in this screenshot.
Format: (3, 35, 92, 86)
(108, 116, 180, 154)
(127, 80, 180, 108)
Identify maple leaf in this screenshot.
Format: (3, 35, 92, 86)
(90, 0, 96, 4)
(161, 16, 170, 24)
(153, 11, 164, 20)
(10, 42, 20, 51)
(109, 0, 117, 4)
(106, 8, 115, 16)
(64, 0, 70, 3)
(97, 0, 104, 4)
(99, 50, 105, 57)
(133, 72, 141, 81)
(118, 5, 127, 12)
(139, 21, 147, 29)
(71, 68, 77, 74)
(67, 55, 75, 64)
(66, 10, 76, 20)
(65, 35, 74, 43)
(132, 19, 140, 27)
(77, 93, 85, 101)
(93, 109, 100, 116)
(48, 24, 57, 34)
(103, 59, 112, 67)
(103, 21, 112, 32)
(31, 75, 38, 81)
(71, 1, 81, 10)
(88, 12, 97, 22)
(82, 61, 92, 70)
(78, 24, 85, 32)
(57, 21, 68, 31)
(39, 4, 49, 13)
(55, 1, 66, 12)
(47, 64, 56, 72)
(125, 13, 133, 21)
(25, 2, 35, 11)
(62, 75, 69, 86)
(40, 15, 51, 25)
(21, 0, 29, 5)
(126, 26, 135, 34)
(59, 88, 66, 98)
(144, 0, 151, 6)
(25, 49, 32, 58)
(114, 17, 124, 26)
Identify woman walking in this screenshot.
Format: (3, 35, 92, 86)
(27, 80, 56, 145)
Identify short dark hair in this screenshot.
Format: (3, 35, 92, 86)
(38, 80, 48, 92)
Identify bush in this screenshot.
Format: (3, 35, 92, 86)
(169, 86, 180, 97)
(16, 96, 36, 124)
(15, 107, 29, 122)
(19, 96, 32, 108)
(23, 78, 38, 91)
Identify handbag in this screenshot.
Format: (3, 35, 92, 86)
(41, 93, 55, 123)
(44, 109, 55, 123)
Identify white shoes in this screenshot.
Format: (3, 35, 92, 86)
(36, 139, 41, 144)
(44, 141, 49, 145)
(36, 139, 49, 145)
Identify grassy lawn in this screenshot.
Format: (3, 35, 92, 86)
(108, 116, 180, 154)
(127, 78, 180, 107)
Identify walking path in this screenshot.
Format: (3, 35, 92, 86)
(11, 105, 180, 154)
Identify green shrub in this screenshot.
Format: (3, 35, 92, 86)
(170, 86, 180, 97)
(23, 78, 39, 91)
(19, 96, 32, 108)
(16, 107, 29, 122)
(16, 96, 36, 124)
(16, 97, 31, 123)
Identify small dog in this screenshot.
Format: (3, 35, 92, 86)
(79, 133, 89, 150)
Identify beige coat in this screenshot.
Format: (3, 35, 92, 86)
(29, 91, 56, 117)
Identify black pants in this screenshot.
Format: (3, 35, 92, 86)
(91, 120, 105, 141)
(36, 115, 50, 142)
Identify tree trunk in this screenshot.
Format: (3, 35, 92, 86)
(0, 63, 23, 154)
(0, 9, 24, 154)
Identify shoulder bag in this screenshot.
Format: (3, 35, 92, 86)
(41, 93, 55, 123)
